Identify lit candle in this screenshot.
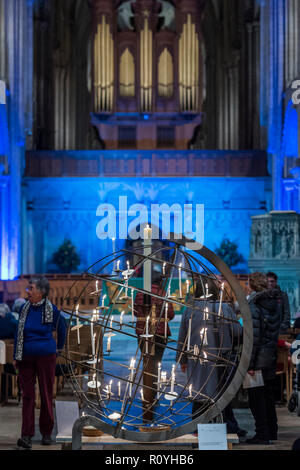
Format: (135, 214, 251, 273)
(76, 304, 80, 345)
(90, 315, 95, 355)
(188, 384, 192, 398)
(145, 316, 150, 354)
(143, 225, 152, 294)
(164, 303, 168, 338)
(170, 365, 175, 394)
(102, 294, 106, 308)
(187, 318, 192, 351)
(127, 260, 130, 271)
(158, 363, 161, 385)
(218, 282, 225, 316)
(140, 389, 144, 401)
(205, 283, 209, 297)
(117, 260, 120, 271)
(200, 327, 208, 346)
(118, 381, 121, 398)
(109, 380, 112, 396)
(186, 280, 190, 295)
(178, 263, 182, 298)
(120, 310, 125, 328)
(124, 274, 128, 297)
(163, 262, 166, 276)
(203, 307, 209, 321)
(131, 289, 134, 323)
(96, 280, 99, 292)
(112, 238, 116, 270)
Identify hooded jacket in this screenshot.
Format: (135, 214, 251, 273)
(248, 288, 282, 378)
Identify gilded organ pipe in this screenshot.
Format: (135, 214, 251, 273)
(93, 15, 114, 111)
(179, 14, 199, 112)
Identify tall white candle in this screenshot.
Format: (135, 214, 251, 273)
(90, 316, 94, 355)
(112, 238, 116, 270)
(158, 362, 161, 385)
(96, 280, 98, 292)
(143, 225, 152, 294)
(118, 381, 121, 398)
(203, 307, 209, 321)
(170, 366, 175, 393)
(189, 384, 192, 398)
(163, 262, 166, 276)
(164, 303, 168, 338)
(117, 260, 120, 271)
(109, 380, 112, 396)
(187, 318, 192, 350)
(102, 294, 106, 308)
(179, 263, 182, 298)
(186, 280, 190, 295)
(218, 282, 225, 316)
(145, 316, 150, 354)
(76, 304, 80, 345)
(140, 389, 144, 401)
(205, 283, 209, 297)
(131, 289, 134, 323)
(120, 310, 125, 328)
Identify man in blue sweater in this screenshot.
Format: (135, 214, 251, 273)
(14, 276, 66, 449)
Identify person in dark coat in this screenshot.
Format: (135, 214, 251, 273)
(245, 272, 282, 445)
(134, 271, 175, 423)
(0, 303, 18, 339)
(14, 276, 66, 449)
(267, 272, 290, 333)
(176, 278, 243, 433)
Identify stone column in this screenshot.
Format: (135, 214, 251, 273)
(2, 0, 34, 278)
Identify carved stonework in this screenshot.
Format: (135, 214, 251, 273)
(249, 211, 300, 317)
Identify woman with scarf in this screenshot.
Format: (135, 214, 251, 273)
(13, 276, 66, 449)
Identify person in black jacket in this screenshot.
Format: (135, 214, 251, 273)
(266, 272, 290, 333)
(245, 272, 282, 445)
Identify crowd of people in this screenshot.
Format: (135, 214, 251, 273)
(0, 270, 298, 449)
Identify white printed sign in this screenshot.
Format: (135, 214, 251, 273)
(197, 423, 228, 450)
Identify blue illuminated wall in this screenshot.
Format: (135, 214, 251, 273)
(23, 175, 272, 274)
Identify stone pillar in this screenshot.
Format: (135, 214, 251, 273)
(2, 0, 34, 278)
(249, 211, 300, 318)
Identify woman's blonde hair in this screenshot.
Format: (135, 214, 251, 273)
(249, 272, 267, 292)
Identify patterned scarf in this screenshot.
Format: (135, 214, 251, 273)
(15, 298, 54, 361)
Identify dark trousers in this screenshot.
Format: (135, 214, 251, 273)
(223, 402, 239, 433)
(139, 336, 166, 423)
(248, 376, 278, 440)
(17, 354, 56, 437)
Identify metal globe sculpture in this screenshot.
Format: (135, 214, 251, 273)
(62, 234, 252, 445)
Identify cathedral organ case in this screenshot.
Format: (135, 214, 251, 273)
(90, 0, 204, 150)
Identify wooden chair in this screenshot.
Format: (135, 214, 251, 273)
(276, 347, 293, 403)
(1, 340, 18, 404)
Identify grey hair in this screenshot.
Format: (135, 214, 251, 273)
(29, 276, 50, 297)
(12, 298, 26, 314)
(0, 303, 11, 317)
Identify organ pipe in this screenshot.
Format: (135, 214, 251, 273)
(93, 15, 114, 111)
(179, 14, 199, 111)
